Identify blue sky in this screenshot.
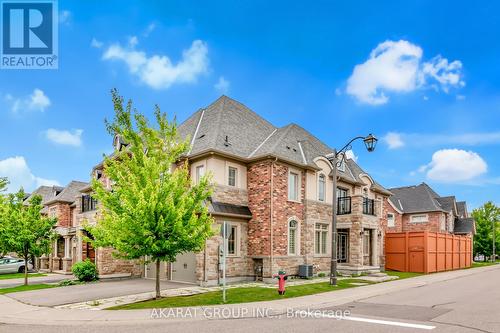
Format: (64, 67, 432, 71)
(0, 0, 499, 209)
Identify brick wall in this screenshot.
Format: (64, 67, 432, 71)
(382, 200, 403, 233)
(402, 211, 446, 233)
(49, 203, 72, 227)
(247, 160, 272, 256)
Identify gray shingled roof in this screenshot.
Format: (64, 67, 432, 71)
(388, 183, 446, 213)
(178, 96, 389, 194)
(45, 181, 88, 205)
(436, 196, 457, 214)
(456, 201, 468, 218)
(454, 217, 475, 234)
(24, 185, 64, 214)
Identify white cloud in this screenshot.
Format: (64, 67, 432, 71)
(214, 76, 230, 94)
(128, 36, 139, 48)
(424, 149, 487, 183)
(345, 149, 358, 162)
(0, 156, 59, 193)
(102, 39, 209, 90)
(45, 128, 83, 147)
(421, 55, 465, 92)
(59, 10, 71, 24)
(5, 89, 50, 113)
(383, 132, 405, 149)
(384, 131, 500, 147)
(346, 40, 464, 105)
(143, 22, 156, 37)
(91, 38, 103, 48)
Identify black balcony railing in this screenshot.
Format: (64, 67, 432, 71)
(363, 198, 375, 215)
(337, 196, 352, 215)
(82, 195, 98, 213)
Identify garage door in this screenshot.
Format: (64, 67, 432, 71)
(171, 252, 197, 283)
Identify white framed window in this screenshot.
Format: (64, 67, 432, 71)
(195, 165, 205, 184)
(228, 166, 237, 187)
(440, 214, 446, 231)
(387, 213, 395, 227)
(288, 171, 299, 201)
(288, 219, 299, 255)
(315, 223, 328, 255)
(226, 224, 239, 256)
(318, 174, 326, 202)
(410, 214, 428, 223)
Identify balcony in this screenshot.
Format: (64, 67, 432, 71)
(337, 196, 351, 215)
(363, 198, 375, 215)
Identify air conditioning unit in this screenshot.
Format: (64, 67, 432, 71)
(298, 264, 313, 278)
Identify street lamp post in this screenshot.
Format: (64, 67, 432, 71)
(325, 134, 378, 286)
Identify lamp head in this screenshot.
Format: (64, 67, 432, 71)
(363, 134, 378, 152)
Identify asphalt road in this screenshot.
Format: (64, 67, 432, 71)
(1, 267, 499, 332)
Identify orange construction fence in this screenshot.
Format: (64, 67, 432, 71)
(385, 231, 472, 273)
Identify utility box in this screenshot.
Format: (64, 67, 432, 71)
(298, 264, 313, 278)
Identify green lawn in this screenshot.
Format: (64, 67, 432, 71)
(0, 284, 56, 294)
(385, 271, 423, 279)
(471, 261, 499, 268)
(110, 278, 374, 310)
(0, 272, 46, 280)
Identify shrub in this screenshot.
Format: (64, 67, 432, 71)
(318, 272, 326, 278)
(72, 259, 98, 282)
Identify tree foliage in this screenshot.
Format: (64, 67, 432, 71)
(472, 201, 500, 260)
(88, 89, 214, 298)
(1, 189, 56, 285)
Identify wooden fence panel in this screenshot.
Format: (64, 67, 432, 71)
(385, 231, 472, 273)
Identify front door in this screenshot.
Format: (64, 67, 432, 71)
(363, 230, 372, 266)
(337, 229, 349, 263)
(171, 252, 197, 283)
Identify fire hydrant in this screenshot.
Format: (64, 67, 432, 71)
(273, 270, 288, 295)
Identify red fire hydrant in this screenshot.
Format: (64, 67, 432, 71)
(273, 270, 288, 295)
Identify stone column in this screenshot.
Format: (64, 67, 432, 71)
(62, 236, 73, 272)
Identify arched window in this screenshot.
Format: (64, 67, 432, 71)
(318, 174, 326, 202)
(288, 220, 298, 255)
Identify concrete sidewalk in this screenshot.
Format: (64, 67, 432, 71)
(0, 264, 497, 327)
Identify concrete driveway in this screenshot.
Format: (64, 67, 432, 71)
(8, 278, 192, 307)
(0, 273, 71, 288)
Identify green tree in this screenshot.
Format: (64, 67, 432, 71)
(88, 90, 214, 299)
(3, 189, 56, 285)
(0, 177, 9, 256)
(472, 202, 500, 261)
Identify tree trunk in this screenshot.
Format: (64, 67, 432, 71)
(155, 258, 161, 299)
(24, 256, 28, 286)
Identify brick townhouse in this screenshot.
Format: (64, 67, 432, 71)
(383, 182, 475, 236)
(29, 96, 392, 285)
(142, 96, 392, 285)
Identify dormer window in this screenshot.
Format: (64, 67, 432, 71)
(95, 170, 103, 180)
(337, 158, 345, 172)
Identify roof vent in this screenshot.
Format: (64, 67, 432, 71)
(286, 145, 290, 149)
(198, 134, 205, 139)
(292, 148, 297, 152)
(224, 135, 231, 147)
